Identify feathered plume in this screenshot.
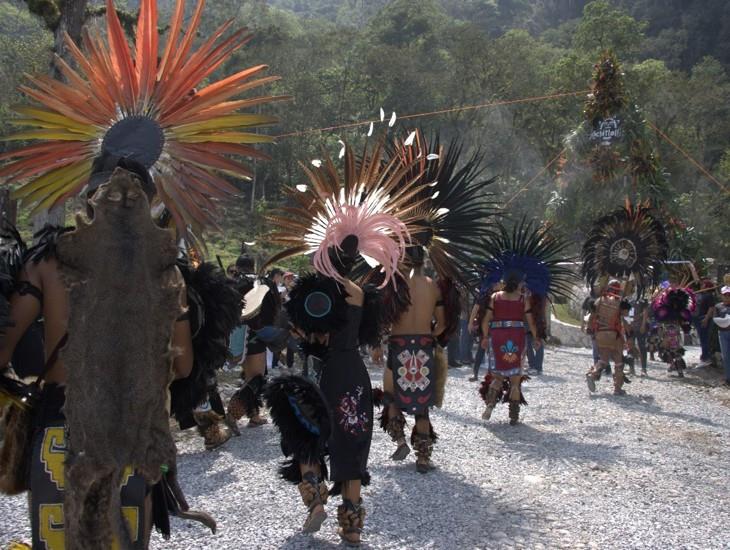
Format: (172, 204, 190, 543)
(263, 375, 331, 484)
(0, 0, 284, 242)
(0, 224, 29, 333)
(652, 287, 696, 323)
(284, 272, 349, 336)
(265, 140, 426, 287)
(480, 218, 577, 300)
(310, 187, 409, 284)
(169, 257, 242, 419)
(389, 130, 500, 290)
(581, 200, 668, 295)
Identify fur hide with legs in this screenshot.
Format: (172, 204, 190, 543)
(57, 168, 182, 550)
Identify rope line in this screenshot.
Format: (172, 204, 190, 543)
(646, 120, 729, 194)
(271, 92, 728, 203)
(274, 90, 589, 139)
(503, 148, 567, 208)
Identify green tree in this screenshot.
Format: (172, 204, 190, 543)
(573, 0, 646, 60)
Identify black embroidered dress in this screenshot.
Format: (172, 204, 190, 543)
(319, 305, 373, 483)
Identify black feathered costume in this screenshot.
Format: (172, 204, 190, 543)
(169, 256, 241, 449)
(263, 140, 420, 541)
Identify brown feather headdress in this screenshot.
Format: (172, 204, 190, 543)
(265, 140, 426, 286)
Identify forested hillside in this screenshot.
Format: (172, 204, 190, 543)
(0, 0, 728, 267)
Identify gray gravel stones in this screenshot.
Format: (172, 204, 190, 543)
(1, 345, 729, 549)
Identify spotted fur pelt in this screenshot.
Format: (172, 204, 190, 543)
(57, 169, 182, 550)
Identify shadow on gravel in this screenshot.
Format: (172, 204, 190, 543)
(280, 533, 342, 549)
(485, 422, 621, 466)
(368, 465, 547, 547)
(650, 372, 722, 388)
(435, 408, 622, 467)
(555, 347, 594, 358)
(441, 366, 475, 380)
(176, 428, 284, 497)
(590, 393, 724, 429)
(528, 373, 568, 384)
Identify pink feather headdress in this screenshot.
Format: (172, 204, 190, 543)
(265, 140, 427, 286)
(651, 286, 696, 323)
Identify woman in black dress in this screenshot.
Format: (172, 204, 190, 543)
(263, 142, 418, 546)
(300, 240, 372, 545)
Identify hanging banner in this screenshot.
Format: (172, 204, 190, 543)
(591, 117, 622, 146)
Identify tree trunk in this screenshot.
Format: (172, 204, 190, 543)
(0, 189, 18, 227)
(53, 0, 88, 78)
(33, 0, 89, 233)
(250, 157, 257, 212)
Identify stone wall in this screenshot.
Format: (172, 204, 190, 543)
(548, 314, 591, 348)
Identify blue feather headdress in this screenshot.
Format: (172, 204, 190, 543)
(479, 219, 577, 299)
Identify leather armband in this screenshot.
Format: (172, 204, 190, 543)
(16, 281, 43, 305)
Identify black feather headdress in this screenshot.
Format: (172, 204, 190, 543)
(480, 218, 577, 300)
(389, 130, 500, 291)
(24, 225, 74, 265)
(0, 224, 31, 333)
(581, 201, 668, 295)
(0, 224, 26, 306)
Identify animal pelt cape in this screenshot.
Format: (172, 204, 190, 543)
(57, 169, 182, 549)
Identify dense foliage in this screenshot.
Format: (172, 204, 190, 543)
(0, 0, 728, 269)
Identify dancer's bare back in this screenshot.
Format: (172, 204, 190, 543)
(392, 274, 445, 336)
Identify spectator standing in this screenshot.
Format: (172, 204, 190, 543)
(708, 286, 730, 386)
(696, 279, 716, 366)
(458, 293, 474, 364)
(581, 295, 600, 366)
(526, 294, 546, 374)
(630, 298, 650, 375)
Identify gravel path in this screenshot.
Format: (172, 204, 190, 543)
(2, 345, 729, 549)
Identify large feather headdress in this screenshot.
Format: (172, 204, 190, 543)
(581, 201, 668, 295)
(389, 130, 500, 290)
(0, 0, 283, 241)
(265, 140, 425, 286)
(480, 218, 577, 300)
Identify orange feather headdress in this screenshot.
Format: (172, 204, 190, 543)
(0, 0, 284, 241)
